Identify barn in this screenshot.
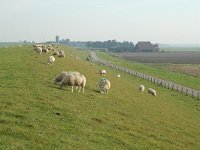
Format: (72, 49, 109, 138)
(135, 41, 159, 52)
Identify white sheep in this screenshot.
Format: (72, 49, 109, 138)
(148, 88, 156, 96)
(53, 51, 59, 56)
(33, 44, 42, 47)
(42, 45, 46, 48)
(59, 72, 86, 93)
(35, 47, 42, 54)
(139, 85, 145, 93)
(73, 73, 86, 93)
(58, 53, 65, 57)
(47, 56, 55, 64)
(53, 71, 68, 84)
(117, 74, 120, 78)
(99, 69, 106, 75)
(42, 48, 49, 53)
(59, 51, 65, 54)
(99, 78, 111, 95)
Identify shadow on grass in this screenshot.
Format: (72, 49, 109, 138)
(93, 89, 100, 93)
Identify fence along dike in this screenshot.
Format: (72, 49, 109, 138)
(89, 52, 200, 100)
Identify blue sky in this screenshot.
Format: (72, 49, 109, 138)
(0, 0, 200, 44)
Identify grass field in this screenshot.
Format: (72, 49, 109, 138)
(0, 45, 200, 149)
(96, 52, 200, 91)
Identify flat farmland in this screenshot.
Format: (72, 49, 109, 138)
(113, 51, 200, 64)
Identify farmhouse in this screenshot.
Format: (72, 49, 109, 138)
(135, 41, 159, 52)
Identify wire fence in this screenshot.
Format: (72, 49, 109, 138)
(89, 52, 200, 100)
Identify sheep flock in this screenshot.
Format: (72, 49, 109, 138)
(33, 43, 158, 96)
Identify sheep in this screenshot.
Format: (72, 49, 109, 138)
(139, 85, 145, 93)
(148, 88, 156, 96)
(35, 47, 42, 54)
(58, 53, 65, 57)
(59, 72, 86, 93)
(73, 73, 86, 93)
(33, 44, 42, 47)
(47, 56, 55, 64)
(59, 51, 65, 54)
(117, 74, 120, 78)
(99, 78, 111, 95)
(42, 48, 49, 53)
(53, 71, 68, 84)
(99, 69, 106, 75)
(53, 51, 59, 56)
(47, 47, 53, 51)
(41, 44, 46, 48)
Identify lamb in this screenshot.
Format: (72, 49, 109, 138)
(148, 88, 156, 96)
(117, 74, 120, 78)
(47, 56, 55, 64)
(99, 78, 111, 95)
(59, 72, 86, 93)
(99, 69, 106, 75)
(139, 85, 145, 93)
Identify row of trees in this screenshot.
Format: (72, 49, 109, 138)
(87, 40, 135, 52)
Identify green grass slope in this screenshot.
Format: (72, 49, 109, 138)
(0, 46, 200, 150)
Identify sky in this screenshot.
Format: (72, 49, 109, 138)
(0, 0, 200, 44)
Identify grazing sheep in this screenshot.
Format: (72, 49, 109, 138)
(53, 71, 68, 84)
(53, 51, 59, 56)
(42, 48, 49, 53)
(35, 47, 42, 54)
(148, 88, 156, 96)
(59, 51, 65, 54)
(99, 78, 111, 95)
(59, 72, 86, 93)
(117, 74, 120, 78)
(33, 44, 42, 47)
(99, 69, 106, 75)
(47, 56, 55, 64)
(58, 53, 65, 57)
(139, 85, 145, 93)
(42, 45, 46, 48)
(73, 73, 86, 93)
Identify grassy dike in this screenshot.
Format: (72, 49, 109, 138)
(0, 45, 200, 149)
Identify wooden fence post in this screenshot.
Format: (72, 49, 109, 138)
(186, 89, 188, 96)
(172, 84, 174, 90)
(168, 83, 169, 89)
(192, 90, 194, 98)
(181, 87, 183, 94)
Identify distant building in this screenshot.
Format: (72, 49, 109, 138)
(135, 41, 159, 52)
(55, 35, 60, 43)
